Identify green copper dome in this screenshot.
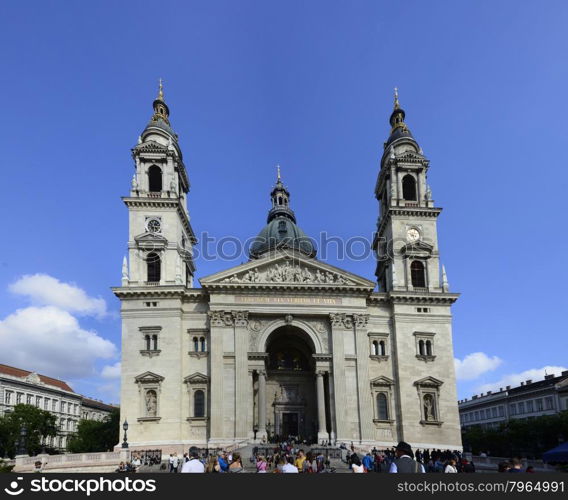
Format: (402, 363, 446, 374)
(249, 171, 317, 259)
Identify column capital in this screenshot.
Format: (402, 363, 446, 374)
(329, 313, 353, 330)
(315, 370, 327, 377)
(257, 369, 267, 378)
(231, 310, 249, 327)
(353, 313, 370, 329)
(208, 310, 233, 327)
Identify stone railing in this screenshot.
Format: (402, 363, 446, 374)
(14, 451, 127, 472)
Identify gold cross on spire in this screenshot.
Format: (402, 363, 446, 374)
(158, 78, 164, 100)
(394, 86, 400, 109)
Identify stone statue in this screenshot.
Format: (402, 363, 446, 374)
(425, 184, 432, 201)
(146, 390, 157, 417)
(423, 394, 434, 421)
(131, 175, 138, 190)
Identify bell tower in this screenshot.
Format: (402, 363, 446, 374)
(373, 89, 447, 294)
(121, 81, 196, 288)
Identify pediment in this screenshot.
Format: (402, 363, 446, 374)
(199, 250, 375, 290)
(25, 372, 42, 385)
(396, 151, 426, 164)
(414, 376, 443, 387)
(134, 232, 168, 248)
(401, 240, 434, 256)
(134, 140, 168, 153)
(184, 372, 209, 384)
(134, 371, 165, 384)
(370, 376, 394, 386)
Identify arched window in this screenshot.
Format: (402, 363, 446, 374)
(147, 253, 161, 283)
(372, 341, 378, 356)
(410, 261, 426, 288)
(426, 340, 432, 356)
(377, 393, 389, 420)
(200, 337, 206, 352)
(193, 337, 199, 352)
(194, 390, 205, 418)
(379, 340, 386, 356)
(148, 165, 162, 192)
(402, 175, 417, 201)
(418, 339, 425, 356)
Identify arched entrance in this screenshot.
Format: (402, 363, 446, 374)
(264, 325, 318, 442)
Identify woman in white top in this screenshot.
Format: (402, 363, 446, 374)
(351, 454, 365, 473)
(444, 459, 458, 473)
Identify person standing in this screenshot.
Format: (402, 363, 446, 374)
(444, 459, 458, 473)
(389, 442, 425, 473)
(282, 457, 299, 473)
(181, 447, 205, 473)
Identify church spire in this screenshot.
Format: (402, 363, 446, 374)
(384, 87, 415, 149)
(151, 78, 170, 125)
(269, 165, 295, 223)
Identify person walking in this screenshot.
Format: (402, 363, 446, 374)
(389, 442, 425, 473)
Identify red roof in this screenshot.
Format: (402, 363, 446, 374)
(0, 364, 75, 393)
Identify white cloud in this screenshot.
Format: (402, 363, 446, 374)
(0, 306, 117, 380)
(101, 362, 121, 380)
(476, 366, 568, 394)
(454, 352, 502, 381)
(9, 274, 107, 318)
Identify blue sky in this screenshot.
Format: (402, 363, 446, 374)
(0, 0, 567, 403)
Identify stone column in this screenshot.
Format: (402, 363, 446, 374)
(353, 314, 375, 443)
(257, 369, 267, 440)
(316, 371, 328, 444)
(247, 369, 255, 441)
(328, 373, 337, 445)
(330, 313, 348, 442)
(208, 311, 230, 445)
(232, 311, 249, 441)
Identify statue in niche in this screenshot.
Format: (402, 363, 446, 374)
(293, 355, 302, 371)
(423, 394, 434, 421)
(145, 390, 157, 417)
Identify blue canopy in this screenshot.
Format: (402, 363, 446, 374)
(543, 442, 568, 463)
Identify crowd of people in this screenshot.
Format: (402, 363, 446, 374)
(115, 441, 539, 474)
(343, 441, 474, 473)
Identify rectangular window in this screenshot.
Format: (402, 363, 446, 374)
(498, 406, 504, 417)
(44, 398, 49, 410)
(491, 407, 497, 418)
(5, 391, 12, 405)
(527, 400, 534, 413)
(518, 402, 525, 414)
(35, 396, 41, 408)
(545, 397, 554, 410)
(52, 400, 57, 411)
(474, 410, 479, 421)
(26, 394, 33, 405)
(60, 401, 65, 413)
(510, 403, 516, 415)
(536, 399, 543, 411)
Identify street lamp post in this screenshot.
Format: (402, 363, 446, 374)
(121, 420, 129, 449)
(18, 426, 28, 456)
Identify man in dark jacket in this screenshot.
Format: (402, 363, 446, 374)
(389, 442, 425, 473)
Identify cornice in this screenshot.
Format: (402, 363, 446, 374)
(112, 286, 209, 301)
(202, 283, 374, 295)
(389, 291, 459, 305)
(122, 197, 197, 243)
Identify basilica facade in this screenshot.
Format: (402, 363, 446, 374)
(113, 85, 462, 452)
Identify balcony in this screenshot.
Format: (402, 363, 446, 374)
(145, 281, 160, 286)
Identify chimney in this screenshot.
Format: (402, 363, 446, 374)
(520, 382, 525, 386)
(526, 379, 532, 385)
(506, 385, 511, 390)
(500, 387, 503, 392)
(487, 390, 492, 395)
(544, 374, 554, 380)
(562, 370, 568, 377)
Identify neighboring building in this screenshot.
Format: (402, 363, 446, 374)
(0, 364, 116, 450)
(459, 371, 568, 430)
(81, 397, 117, 422)
(114, 85, 462, 452)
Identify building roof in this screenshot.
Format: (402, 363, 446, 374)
(0, 363, 75, 393)
(81, 397, 117, 412)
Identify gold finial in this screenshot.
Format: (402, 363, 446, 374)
(276, 164, 281, 181)
(158, 78, 164, 100)
(394, 87, 400, 110)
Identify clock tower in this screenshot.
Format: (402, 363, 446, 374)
(374, 89, 446, 294)
(121, 81, 196, 288)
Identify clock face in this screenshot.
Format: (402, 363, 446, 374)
(407, 228, 420, 242)
(147, 218, 161, 234)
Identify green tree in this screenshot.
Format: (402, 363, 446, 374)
(67, 409, 120, 453)
(0, 404, 57, 458)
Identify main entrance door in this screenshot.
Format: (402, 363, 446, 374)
(281, 412, 299, 437)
